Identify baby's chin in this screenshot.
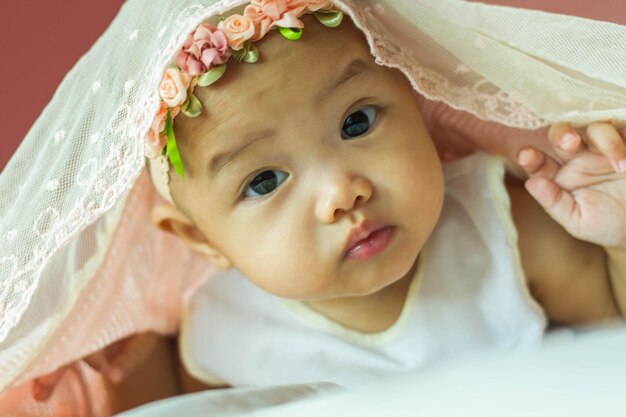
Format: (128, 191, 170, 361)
(331, 267, 419, 300)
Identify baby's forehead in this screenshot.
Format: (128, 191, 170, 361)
(174, 14, 381, 168)
(192, 15, 376, 122)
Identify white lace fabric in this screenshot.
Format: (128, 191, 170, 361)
(1, 0, 626, 394)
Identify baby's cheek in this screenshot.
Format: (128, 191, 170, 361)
(396, 149, 444, 230)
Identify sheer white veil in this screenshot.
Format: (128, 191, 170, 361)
(1, 0, 626, 393)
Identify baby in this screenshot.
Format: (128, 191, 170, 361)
(28, 0, 626, 408)
(143, 7, 626, 389)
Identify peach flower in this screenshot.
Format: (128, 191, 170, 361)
(159, 68, 191, 107)
(176, 23, 231, 76)
(217, 14, 256, 51)
(244, 0, 308, 40)
(146, 103, 181, 158)
(305, 0, 333, 12)
(145, 129, 166, 159)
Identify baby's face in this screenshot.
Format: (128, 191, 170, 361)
(170, 15, 444, 300)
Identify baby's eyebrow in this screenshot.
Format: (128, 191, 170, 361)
(207, 59, 371, 178)
(209, 129, 275, 177)
(315, 58, 371, 103)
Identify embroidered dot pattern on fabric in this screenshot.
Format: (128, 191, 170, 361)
(53, 129, 66, 144)
(124, 80, 136, 92)
(46, 179, 60, 191)
(6, 230, 17, 242)
(126, 28, 139, 41)
(90, 132, 101, 144)
(33, 208, 60, 237)
(92, 80, 102, 93)
(76, 159, 99, 187)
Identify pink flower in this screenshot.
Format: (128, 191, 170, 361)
(305, 0, 334, 12)
(145, 128, 166, 159)
(146, 103, 180, 158)
(217, 14, 256, 51)
(244, 0, 308, 40)
(176, 24, 231, 76)
(159, 68, 191, 107)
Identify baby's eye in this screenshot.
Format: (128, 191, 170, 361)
(244, 169, 288, 198)
(341, 106, 378, 139)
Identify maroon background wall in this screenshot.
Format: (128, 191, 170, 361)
(0, 1, 125, 170)
(1, 1, 625, 170)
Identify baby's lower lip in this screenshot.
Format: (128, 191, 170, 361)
(344, 226, 395, 261)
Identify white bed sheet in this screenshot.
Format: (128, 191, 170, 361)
(119, 324, 626, 417)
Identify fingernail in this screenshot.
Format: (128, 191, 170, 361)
(560, 132, 578, 149)
(518, 149, 533, 166)
(619, 159, 626, 173)
(107, 366, 125, 384)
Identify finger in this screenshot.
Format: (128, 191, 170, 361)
(83, 349, 110, 374)
(548, 122, 583, 157)
(586, 123, 626, 173)
(524, 176, 580, 237)
(106, 333, 159, 383)
(32, 366, 69, 401)
(103, 337, 129, 360)
(517, 147, 559, 180)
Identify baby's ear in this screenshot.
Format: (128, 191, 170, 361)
(150, 204, 233, 269)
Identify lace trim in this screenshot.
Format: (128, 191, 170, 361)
(340, 0, 547, 130)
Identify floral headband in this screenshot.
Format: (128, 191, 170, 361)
(145, 0, 343, 178)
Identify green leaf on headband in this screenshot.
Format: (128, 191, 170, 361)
(197, 65, 227, 87)
(181, 92, 202, 118)
(314, 11, 343, 27)
(233, 44, 260, 63)
(279, 27, 303, 40)
(165, 113, 185, 177)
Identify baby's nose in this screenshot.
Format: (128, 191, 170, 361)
(315, 175, 373, 224)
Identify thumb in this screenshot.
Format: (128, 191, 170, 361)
(32, 365, 70, 401)
(524, 176, 581, 236)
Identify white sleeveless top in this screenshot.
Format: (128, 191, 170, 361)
(180, 153, 547, 388)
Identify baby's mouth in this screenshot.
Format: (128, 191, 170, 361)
(344, 223, 396, 261)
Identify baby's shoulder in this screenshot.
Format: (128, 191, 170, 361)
(505, 174, 615, 324)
